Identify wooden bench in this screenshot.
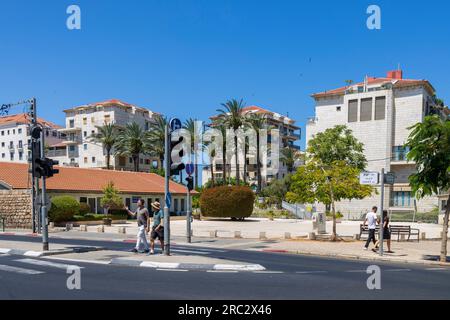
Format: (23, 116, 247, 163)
(359, 224, 380, 239)
(389, 225, 420, 242)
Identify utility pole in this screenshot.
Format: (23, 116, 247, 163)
(40, 129, 49, 251)
(30, 98, 38, 234)
(379, 168, 385, 256)
(163, 123, 171, 256)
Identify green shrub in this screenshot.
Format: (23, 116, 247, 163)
(48, 196, 80, 222)
(79, 203, 91, 216)
(108, 209, 128, 217)
(200, 185, 255, 218)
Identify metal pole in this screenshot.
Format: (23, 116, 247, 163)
(379, 168, 385, 256)
(163, 124, 170, 255)
(30, 98, 38, 234)
(186, 187, 192, 243)
(39, 129, 49, 251)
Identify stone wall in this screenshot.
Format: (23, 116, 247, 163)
(0, 190, 32, 229)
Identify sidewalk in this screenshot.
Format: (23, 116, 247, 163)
(256, 239, 450, 266)
(0, 239, 102, 257)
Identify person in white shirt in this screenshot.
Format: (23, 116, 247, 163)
(363, 206, 378, 250)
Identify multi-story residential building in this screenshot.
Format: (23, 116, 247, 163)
(202, 105, 302, 187)
(306, 69, 449, 218)
(0, 113, 63, 164)
(48, 99, 161, 171)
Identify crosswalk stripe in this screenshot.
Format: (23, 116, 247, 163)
(171, 249, 209, 255)
(346, 270, 367, 273)
(156, 269, 188, 272)
(296, 271, 328, 274)
(425, 267, 447, 271)
(385, 269, 411, 272)
(181, 247, 226, 253)
(0, 264, 44, 275)
(16, 258, 84, 270)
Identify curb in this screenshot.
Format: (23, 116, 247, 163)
(265, 249, 450, 267)
(0, 246, 104, 258)
(109, 258, 266, 271)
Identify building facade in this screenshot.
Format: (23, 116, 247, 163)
(0, 113, 64, 164)
(306, 70, 448, 218)
(202, 105, 302, 187)
(48, 99, 161, 171)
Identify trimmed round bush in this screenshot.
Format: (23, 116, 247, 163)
(48, 196, 80, 222)
(200, 186, 255, 219)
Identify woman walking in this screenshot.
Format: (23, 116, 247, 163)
(373, 210, 393, 253)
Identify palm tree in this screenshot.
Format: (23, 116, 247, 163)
(89, 122, 117, 170)
(183, 118, 202, 189)
(280, 147, 302, 174)
(246, 113, 267, 193)
(216, 98, 246, 185)
(147, 115, 167, 169)
(115, 122, 151, 172)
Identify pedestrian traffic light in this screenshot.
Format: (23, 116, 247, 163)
(186, 176, 194, 192)
(170, 134, 186, 176)
(33, 157, 59, 178)
(44, 158, 59, 178)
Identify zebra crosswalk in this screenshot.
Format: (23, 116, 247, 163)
(0, 257, 82, 276)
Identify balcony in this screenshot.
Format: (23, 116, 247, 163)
(59, 126, 82, 133)
(286, 132, 301, 140)
(46, 149, 67, 158)
(8, 145, 14, 152)
(16, 144, 24, 152)
(61, 136, 82, 145)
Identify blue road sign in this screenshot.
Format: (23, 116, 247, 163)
(165, 192, 172, 209)
(186, 163, 194, 176)
(169, 118, 182, 132)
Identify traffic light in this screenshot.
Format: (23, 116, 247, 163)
(44, 158, 59, 178)
(186, 176, 194, 192)
(170, 134, 186, 176)
(33, 157, 59, 178)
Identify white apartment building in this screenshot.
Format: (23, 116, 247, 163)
(0, 113, 63, 164)
(306, 70, 449, 218)
(202, 105, 302, 187)
(48, 99, 161, 171)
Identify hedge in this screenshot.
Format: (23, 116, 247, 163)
(79, 203, 91, 216)
(48, 196, 80, 222)
(200, 185, 255, 218)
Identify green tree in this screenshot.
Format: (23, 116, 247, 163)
(287, 162, 372, 240)
(216, 98, 246, 185)
(246, 113, 267, 193)
(260, 174, 293, 208)
(89, 122, 117, 170)
(405, 115, 450, 262)
(147, 115, 167, 169)
(280, 147, 303, 174)
(100, 181, 123, 212)
(115, 122, 152, 172)
(289, 125, 371, 240)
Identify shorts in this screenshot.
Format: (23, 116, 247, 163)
(150, 226, 164, 240)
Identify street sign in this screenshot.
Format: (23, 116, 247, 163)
(185, 163, 194, 176)
(165, 192, 172, 209)
(169, 118, 182, 132)
(360, 171, 379, 185)
(384, 172, 396, 185)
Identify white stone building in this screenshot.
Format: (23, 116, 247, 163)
(48, 99, 161, 172)
(0, 113, 63, 164)
(306, 70, 449, 218)
(202, 105, 302, 187)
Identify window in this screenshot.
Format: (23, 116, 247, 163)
(13, 129, 15, 134)
(129, 157, 133, 164)
(19, 152, 23, 161)
(140, 158, 143, 164)
(1, 131, 3, 136)
(46, 130, 49, 137)
(52, 131, 57, 137)
(348, 99, 358, 122)
(83, 117, 87, 125)
(69, 145, 75, 152)
(360, 98, 372, 121)
(1, 153, 4, 159)
(18, 140, 22, 148)
(1, 142, 4, 147)
(83, 131, 87, 138)
(10, 153, 14, 161)
(392, 191, 413, 207)
(91, 117, 95, 124)
(181, 199, 185, 212)
(69, 119, 75, 128)
(336, 106, 341, 112)
(7, 130, 10, 135)
(84, 144, 88, 150)
(392, 146, 410, 161)
(92, 157, 96, 163)
(80, 197, 87, 203)
(375, 96, 386, 120)
(18, 128, 22, 134)
(84, 157, 88, 164)
(119, 156, 126, 166)
(174, 199, 179, 212)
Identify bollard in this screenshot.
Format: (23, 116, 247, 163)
(49, 222, 55, 229)
(118, 227, 126, 234)
(284, 232, 291, 240)
(209, 230, 217, 238)
(307, 232, 316, 240)
(97, 225, 104, 233)
(79, 225, 87, 232)
(421, 232, 426, 240)
(353, 234, 361, 241)
(234, 231, 242, 238)
(259, 232, 267, 240)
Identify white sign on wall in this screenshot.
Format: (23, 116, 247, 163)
(360, 172, 379, 185)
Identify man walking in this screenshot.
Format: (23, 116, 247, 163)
(149, 201, 164, 255)
(126, 199, 150, 253)
(363, 206, 378, 250)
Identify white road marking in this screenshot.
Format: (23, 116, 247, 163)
(345, 270, 368, 273)
(156, 268, 188, 272)
(182, 247, 226, 253)
(45, 257, 111, 265)
(207, 270, 239, 273)
(385, 269, 411, 272)
(425, 267, 448, 271)
(0, 249, 11, 254)
(170, 249, 209, 255)
(296, 271, 328, 274)
(218, 242, 262, 249)
(253, 271, 284, 274)
(16, 258, 84, 270)
(0, 264, 44, 275)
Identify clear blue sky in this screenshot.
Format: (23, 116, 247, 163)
(1, 0, 449, 149)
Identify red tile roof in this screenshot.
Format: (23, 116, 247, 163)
(0, 162, 190, 195)
(64, 99, 159, 115)
(0, 113, 62, 129)
(312, 75, 435, 99)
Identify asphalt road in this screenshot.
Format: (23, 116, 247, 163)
(0, 234, 450, 299)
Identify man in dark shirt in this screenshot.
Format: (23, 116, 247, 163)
(126, 199, 150, 253)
